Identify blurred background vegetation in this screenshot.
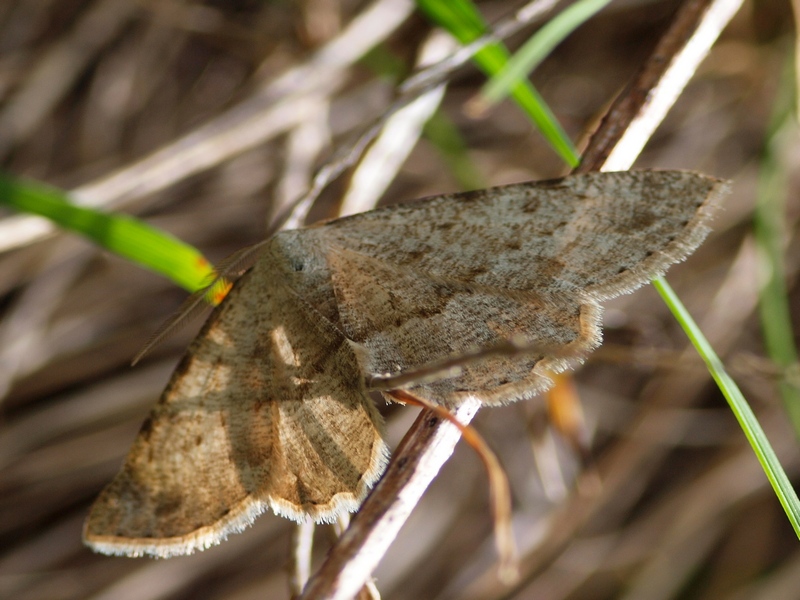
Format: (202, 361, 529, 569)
(1, 0, 800, 599)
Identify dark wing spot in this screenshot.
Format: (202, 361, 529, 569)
(522, 199, 540, 213)
(628, 212, 657, 230)
(139, 417, 154, 440)
(154, 493, 183, 517)
(403, 247, 427, 260)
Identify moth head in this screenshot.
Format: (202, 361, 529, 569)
(267, 229, 326, 276)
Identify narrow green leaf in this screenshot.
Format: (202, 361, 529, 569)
(0, 173, 219, 296)
(416, 0, 580, 167)
(654, 277, 800, 540)
(480, 0, 612, 105)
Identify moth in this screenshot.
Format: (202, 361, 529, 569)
(83, 170, 727, 557)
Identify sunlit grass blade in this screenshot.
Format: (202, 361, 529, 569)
(0, 173, 227, 302)
(654, 277, 800, 539)
(479, 0, 612, 106)
(416, 0, 580, 167)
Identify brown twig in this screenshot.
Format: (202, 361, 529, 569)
(299, 0, 744, 598)
(387, 389, 518, 583)
(577, 0, 744, 173)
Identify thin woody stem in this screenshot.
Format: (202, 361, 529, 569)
(288, 520, 315, 596)
(387, 389, 519, 583)
(576, 0, 744, 173)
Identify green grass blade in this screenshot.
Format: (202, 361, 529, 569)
(480, 0, 612, 105)
(0, 173, 221, 297)
(654, 277, 800, 539)
(416, 0, 580, 167)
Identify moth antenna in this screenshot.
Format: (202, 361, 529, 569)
(212, 239, 270, 280)
(131, 241, 270, 365)
(131, 290, 215, 366)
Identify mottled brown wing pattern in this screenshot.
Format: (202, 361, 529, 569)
(319, 171, 722, 297)
(325, 246, 596, 406)
(317, 171, 726, 405)
(83, 254, 388, 558)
